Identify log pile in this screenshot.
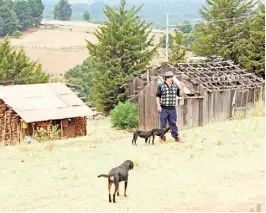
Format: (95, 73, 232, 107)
(10, 113, 20, 145)
(74, 117, 86, 136)
(0, 101, 21, 146)
(0, 100, 7, 141)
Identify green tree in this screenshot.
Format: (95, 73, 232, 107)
(27, 0, 44, 27)
(54, 0, 72, 21)
(179, 21, 193, 34)
(182, 30, 195, 48)
(0, 4, 19, 36)
(0, 37, 49, 85)
(238, 2, 265, 74)
(12, 30, 23, 38)
(0, 17, 3, 35)
(83, 11, 90, 21)
(12, 0, 33, 30)
(169, 28, 186, 63)
(87, 0, 156, 113)
(191, 0, 255, 61)
(159, 33, 173, 48)
(0, 0, 13, 9)
(65, 59, 94, 101)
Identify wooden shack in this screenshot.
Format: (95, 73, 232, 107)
(128, 61, 265, 131)
(0, 83, 96, 146)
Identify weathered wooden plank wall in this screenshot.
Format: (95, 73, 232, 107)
(137, 79, 204, 131)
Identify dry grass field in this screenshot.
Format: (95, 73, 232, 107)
(0, 114, 264, 212)
(5, 21, 169, 75)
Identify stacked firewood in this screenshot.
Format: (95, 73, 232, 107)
(74, 117, 86, 136)
(4, 110, 13, 145)
(0, 101, 7, 140)
(10, 113, 20, 145)
(0, 101, 21, 146)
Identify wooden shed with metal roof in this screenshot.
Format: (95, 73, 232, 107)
(128, 61, 265, 131)
(0, 83, 97, 146)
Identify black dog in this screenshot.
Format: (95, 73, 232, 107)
(132, 130, 154, 146)
(151, 127, 171, 143)
(98, 160, 134, 203)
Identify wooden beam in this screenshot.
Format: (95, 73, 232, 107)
(60, 120, 63, 139)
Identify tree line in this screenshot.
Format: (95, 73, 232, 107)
(0, 0, 90, 37)
(53, 0, 90, 21)
(0, 0, 264, 116)
(66, 0, 265, 115)
(0, 0, 44, 36)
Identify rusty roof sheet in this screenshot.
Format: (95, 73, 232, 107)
(0, 83, 96, 123)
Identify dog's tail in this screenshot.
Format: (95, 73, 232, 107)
(97, 174, 110, 178)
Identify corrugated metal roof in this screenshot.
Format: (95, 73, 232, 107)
(0, 83, 96, 123)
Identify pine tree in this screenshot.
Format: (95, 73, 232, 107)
(54, 0, 72, 21)
(180, 21, 193, 34)
(169, 28, 186, 63)
(191, 0, 255, 60)
(65, 59, 94, 101)
(239, 2, 265, 75)
(0, 37, 49, 85)
(12, 0, 33, 30)
(0, 4, 19, 35)
(0, 17, 3, 35)
(27, 0, 44, 27)
(87, 0, 156, 113)
(159, 33, 173, 48)
(83, 11, 90, 21)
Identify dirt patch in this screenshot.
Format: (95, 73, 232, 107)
(0, 117, 264, 212)
(6, 21, 175, 75)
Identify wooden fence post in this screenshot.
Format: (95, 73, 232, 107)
(256, 203, 261, 212)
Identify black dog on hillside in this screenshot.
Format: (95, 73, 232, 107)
(98, 160, 134, 203)
(132, 130, 154, 146)
(151, 127, 171, 143)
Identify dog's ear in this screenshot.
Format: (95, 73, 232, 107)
(130, 161, 134, 170)
(124, 160, 134, 170)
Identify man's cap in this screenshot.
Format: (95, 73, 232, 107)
(164, 71, 174, 77)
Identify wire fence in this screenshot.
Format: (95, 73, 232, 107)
(11, 45, 88, 52)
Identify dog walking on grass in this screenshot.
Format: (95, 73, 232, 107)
(98, 160, 134, 203)
(131, 130, 155, 146)
(151, 127, 171, 143)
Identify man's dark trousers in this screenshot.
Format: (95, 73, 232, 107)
(160, 107, 178, 138)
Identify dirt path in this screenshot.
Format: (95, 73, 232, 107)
(0, 117, 264, 212)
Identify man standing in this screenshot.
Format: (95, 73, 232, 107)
(156, 71, 182, 143)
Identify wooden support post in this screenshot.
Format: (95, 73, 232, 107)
(199, 98, 203, 126)
(2, 112, 6, 141)
(32, 123, 35, 137)
(256, 203, 261, 212)
(240, 90, 244, 106)
(249, 205, 254, 212)
(60, 120, 63, 139)
(9, 113, 12, 141)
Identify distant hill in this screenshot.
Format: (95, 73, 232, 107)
(42, 0, 205, 27)
(43, 0, 263, 28)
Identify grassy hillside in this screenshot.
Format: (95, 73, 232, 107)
(0, 115, 264, 211)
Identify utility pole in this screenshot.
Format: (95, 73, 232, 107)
(165, 12, 169, 62)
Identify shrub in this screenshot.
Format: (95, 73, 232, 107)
(110, 101, 138, 129)
(34, 125, 61, 142)
(12, 30, 22, 38)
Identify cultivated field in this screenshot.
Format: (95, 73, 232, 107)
(0, 116, 264, 212)
(6, 21, 168, 75)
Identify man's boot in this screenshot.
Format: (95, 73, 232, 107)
(175, 136, 183, 143)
